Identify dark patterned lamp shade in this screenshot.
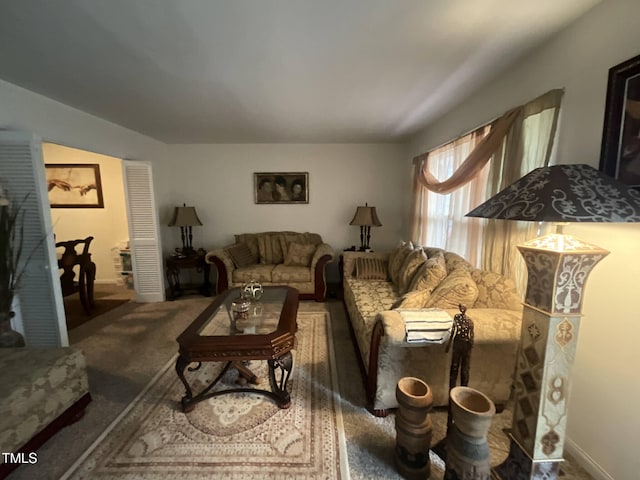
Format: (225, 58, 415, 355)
(466, 164, 640, 222)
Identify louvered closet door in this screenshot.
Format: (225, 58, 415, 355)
(123, 160, 164, 302)
(0, 131, 67, 346)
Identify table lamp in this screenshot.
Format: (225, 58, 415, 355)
(168, 204, 202, 256)
(349, 203, 382, 251)
(466, 163, 640, 479)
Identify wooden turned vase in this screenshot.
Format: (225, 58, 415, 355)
(395, 377, 433, 480)
(444, 386, 495, 480)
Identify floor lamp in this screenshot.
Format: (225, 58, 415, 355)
(466, 164, 640, 479)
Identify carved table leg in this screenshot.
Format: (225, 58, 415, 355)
(166, 265, 181, 300)
(268, 352, 293, 409)
(175, 355, 198, 412)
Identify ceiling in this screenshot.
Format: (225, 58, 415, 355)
(0, 0, 600, 144)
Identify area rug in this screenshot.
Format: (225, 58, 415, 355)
(61, 311, 349, 479)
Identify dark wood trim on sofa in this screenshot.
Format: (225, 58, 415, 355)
(0, 392, 92, 479)
(210, 256, 229, 295)
(341, 302, 390, 417)
(310, 254, 332, 302)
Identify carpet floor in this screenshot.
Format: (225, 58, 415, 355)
(6, 296, 593, 479)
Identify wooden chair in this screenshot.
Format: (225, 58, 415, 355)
(56, 236, 96, 315)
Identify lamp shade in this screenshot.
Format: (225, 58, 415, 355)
(349, 204, 382, 226)
(466, 164, 640, 222)
(168, 206, 203, 227)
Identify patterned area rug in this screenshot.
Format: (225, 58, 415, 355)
(61, 312, 349, 479)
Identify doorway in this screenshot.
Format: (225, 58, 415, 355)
(44, 143, 134, 332)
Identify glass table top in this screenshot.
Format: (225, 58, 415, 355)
(197, 287, 288, 337)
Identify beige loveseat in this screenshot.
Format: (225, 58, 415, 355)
(206, 231, 335, 301)
(342, 244, 523, 416)
(0, 347, 91, 478)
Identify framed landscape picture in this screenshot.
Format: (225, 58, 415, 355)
(254, 172, 309, 204)
(600, 53, 640, 188)
(45, 164, 105, 208)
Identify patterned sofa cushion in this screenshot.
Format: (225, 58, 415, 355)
(234, 233, 260, 260)
(397, 247, 427, 295)
(258, 233, 286, 264)
(225, 243, 257, 268)
(232, 264, 276, 283)
(407, 250, 447, 295)
(444, 251, 473, 272)
(283, 242, 316, 267)
(425, 267, 479, 309)
(355, 256, 388, 280)
(471, 269, 522, 310)
(272, 265, 311, 283)
(0, 347, 89, 457)
(389, 242, 414, 286)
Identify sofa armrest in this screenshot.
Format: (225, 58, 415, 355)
(310, 243, 335, 301)
(205, 247, 235, 294)
(311, 243, 335, 268)
(342, 251, 389, 279)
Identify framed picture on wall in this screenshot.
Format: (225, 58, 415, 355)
(254, 172, 309, 204)
(45, 164, 105, 208)
(600, 53, 640, 188)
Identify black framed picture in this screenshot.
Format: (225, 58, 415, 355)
(254, 172, 309, 204)
(45, 164, 105, 208)
(600, 53, 640, 187)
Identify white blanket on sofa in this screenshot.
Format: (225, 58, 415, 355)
(397, 308, 453, 344)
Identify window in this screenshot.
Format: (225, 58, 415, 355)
(413, 125, 490, 266)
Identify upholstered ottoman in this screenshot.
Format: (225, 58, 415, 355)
(0, 347, 91, 478)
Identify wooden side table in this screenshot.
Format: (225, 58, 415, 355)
(165, 252, 212, 300)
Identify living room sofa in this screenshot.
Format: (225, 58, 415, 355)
(342, 243, 523, 416)
(0, 347, 91, 478)
(206, 231, 335, 301)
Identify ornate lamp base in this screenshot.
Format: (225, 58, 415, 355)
(491, 234, 608, 480)
(492, 436, 562, 479)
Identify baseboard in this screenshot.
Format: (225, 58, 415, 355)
(565, 437, 613, 480)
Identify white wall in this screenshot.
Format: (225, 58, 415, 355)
(43, 143, 130, 284)
(408, 2, 640, 479)
(159, 143, 409, 280)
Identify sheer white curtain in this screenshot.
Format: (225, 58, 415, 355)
(413, 125, 490, 266)
(482, 98, 562, 294)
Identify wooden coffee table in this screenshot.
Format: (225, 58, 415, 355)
(175, 286, 299, 412)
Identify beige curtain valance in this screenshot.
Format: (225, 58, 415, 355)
(413, 89, 564, 194)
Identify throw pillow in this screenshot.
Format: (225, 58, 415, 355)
(391, 288, 433, 309)
(225, 243, 257, 268)
(425, 268, 479, 309)
(407, 251, 447, 294)
(355, 256, 388, 280)
(389, 241, 414, 287)
(471, 269, 522, 310)
(258, 233, 285, 264)
(397, 247, 427, 295)
(387, 241, 406, 277)
(284, 242, 316, 267)
(444, 251, 473, 272)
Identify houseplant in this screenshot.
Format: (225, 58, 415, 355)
(0, 184, 27, 347)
